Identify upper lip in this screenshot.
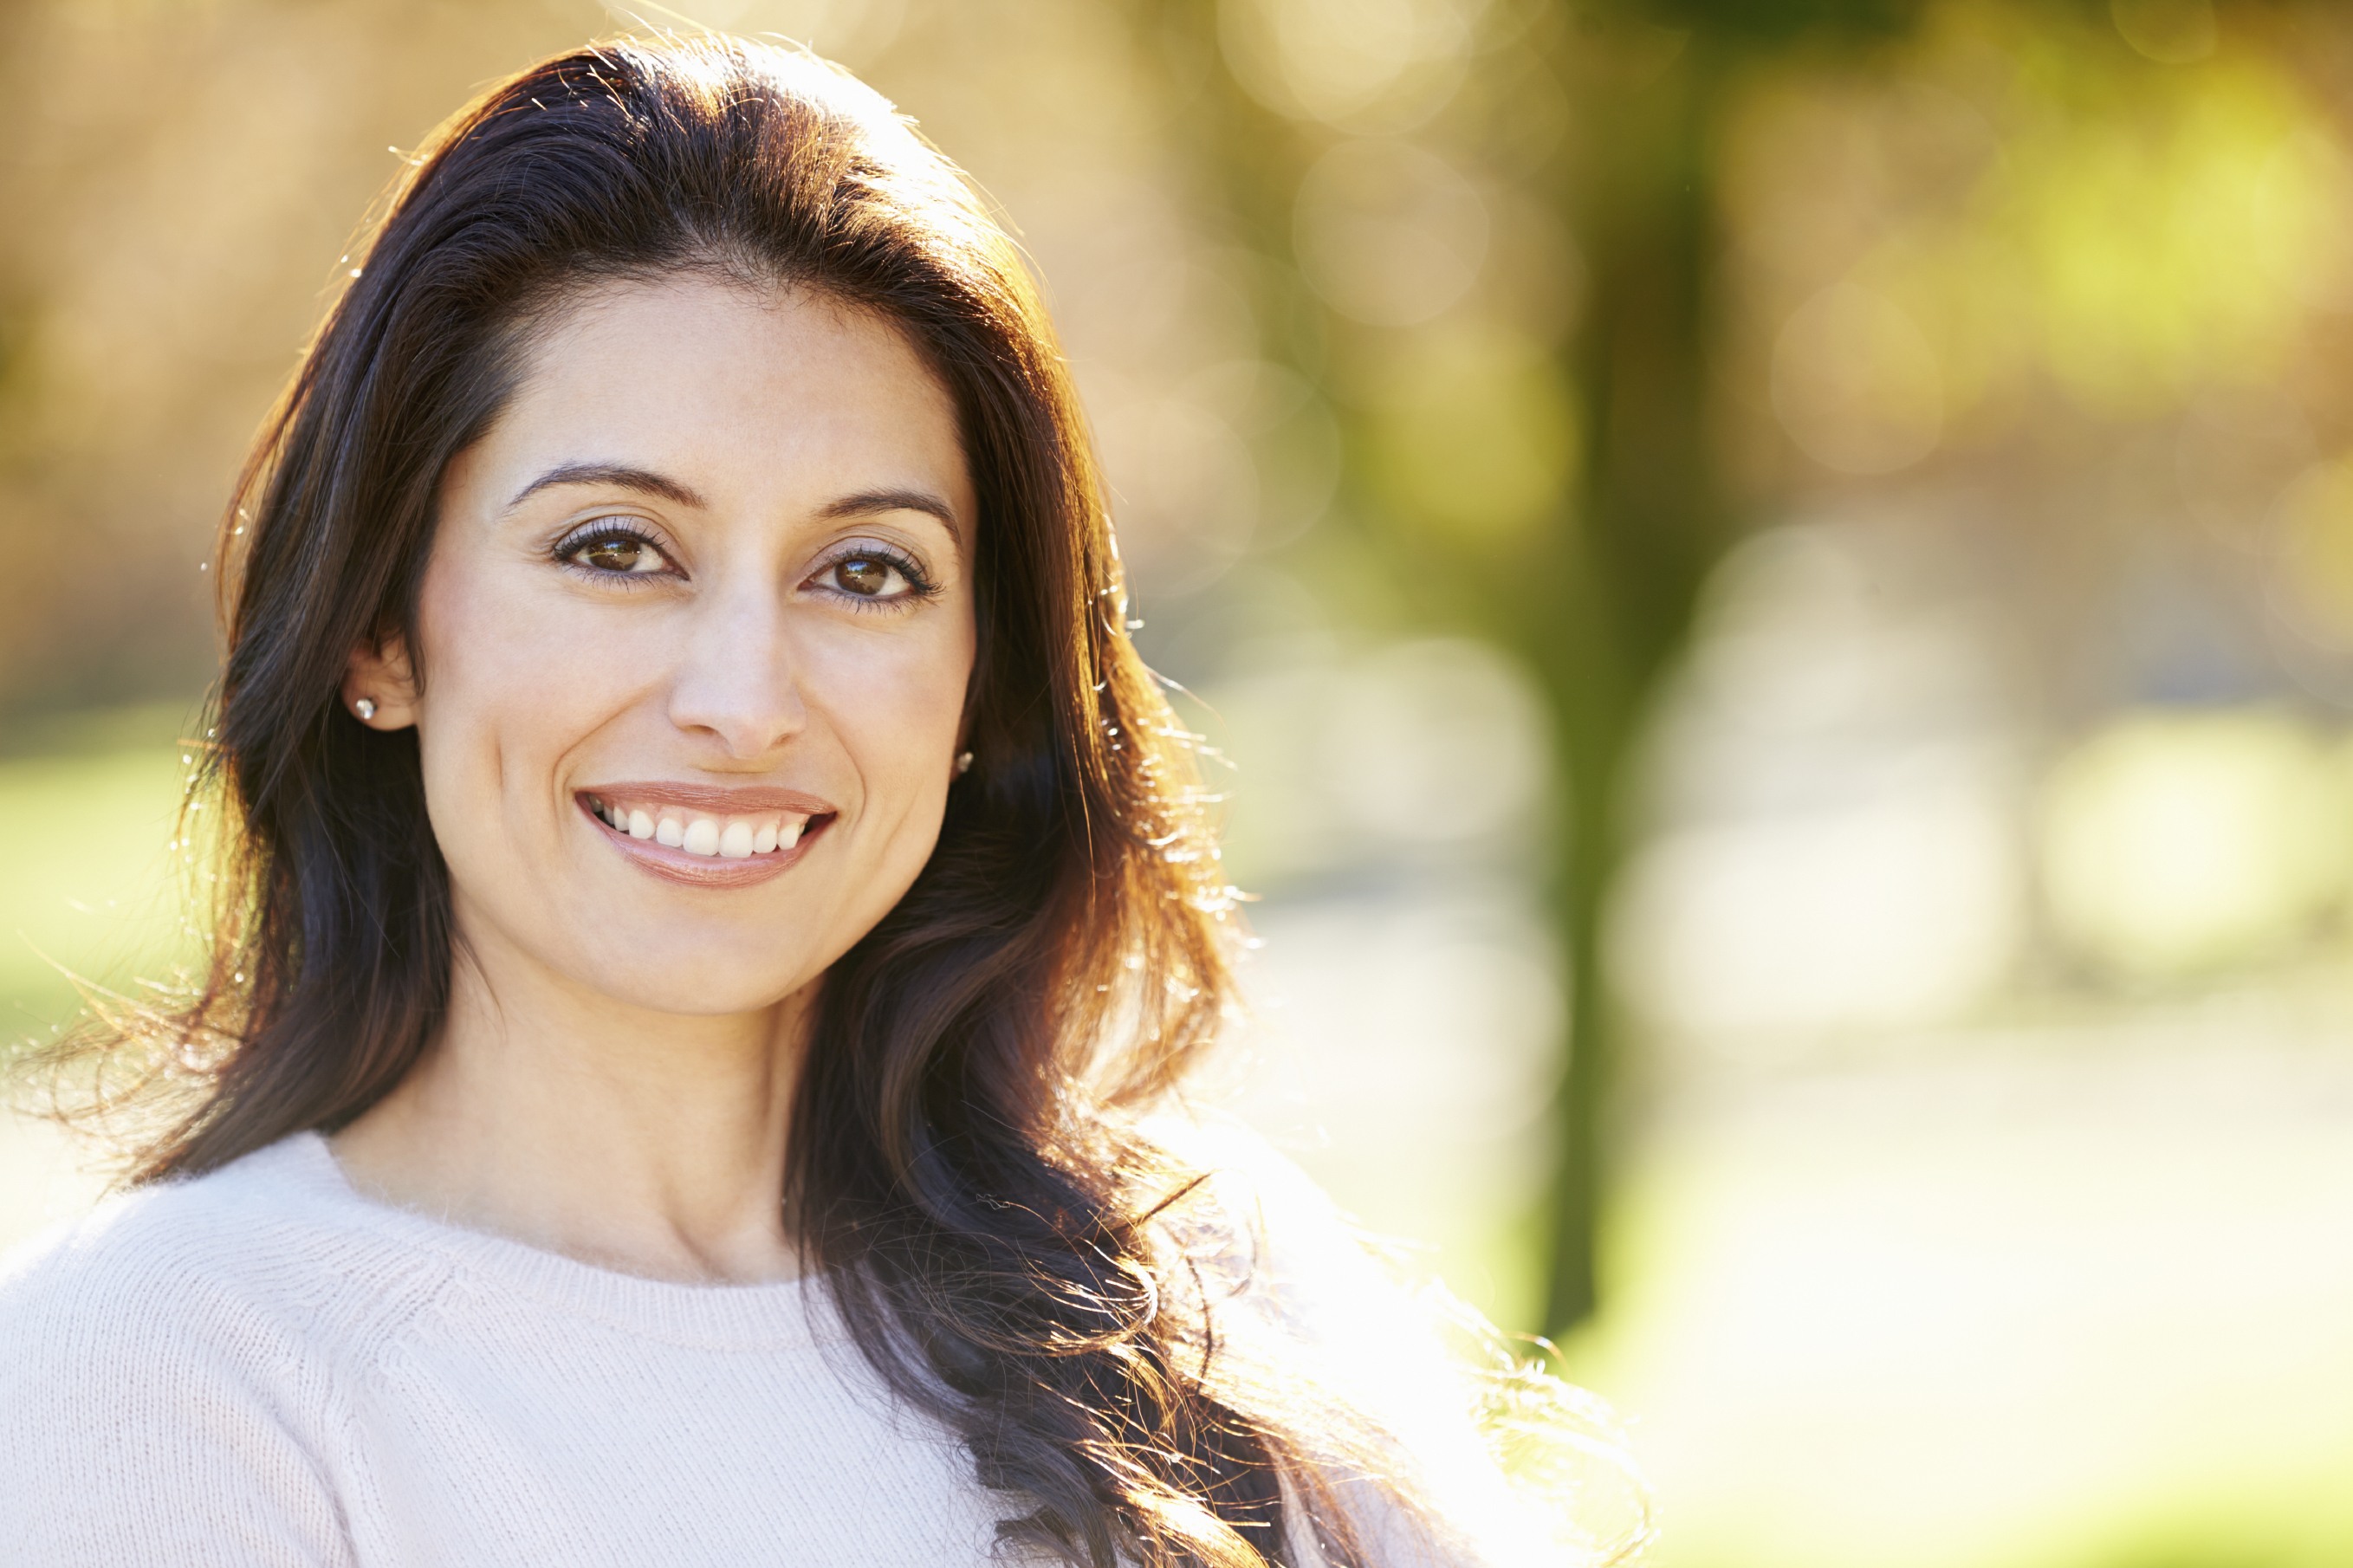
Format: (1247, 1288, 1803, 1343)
(574, 781, 837, 816)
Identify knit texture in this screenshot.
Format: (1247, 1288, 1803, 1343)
(0, 1125, 1542, 1567)
(0, 1133, 1052, 1566)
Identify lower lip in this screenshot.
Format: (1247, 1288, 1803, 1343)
(579, 798, 827, 888)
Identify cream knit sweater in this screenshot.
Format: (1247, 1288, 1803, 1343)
(0, 1131, 1516, 1566)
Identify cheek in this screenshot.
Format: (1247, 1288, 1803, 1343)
(801, 616, 975, 794)
(412, 554, 618, 830)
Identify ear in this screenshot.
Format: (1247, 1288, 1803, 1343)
(343, 634, 420, 729)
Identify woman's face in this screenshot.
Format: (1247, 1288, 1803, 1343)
(353, 276, 979, 1017)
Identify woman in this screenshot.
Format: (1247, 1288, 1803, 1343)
(0, 35, 1610, 1568)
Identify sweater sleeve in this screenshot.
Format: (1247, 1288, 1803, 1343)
(0, 1219, 357, 1568)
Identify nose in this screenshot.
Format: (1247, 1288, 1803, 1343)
(664, 573, 807, 760)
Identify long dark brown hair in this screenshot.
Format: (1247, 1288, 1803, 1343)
(39, 34, 1468, 1568)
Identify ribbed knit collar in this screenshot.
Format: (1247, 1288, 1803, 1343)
(249, 1131, 838, 1351)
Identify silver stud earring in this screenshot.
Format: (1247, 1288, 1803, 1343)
(955, 750, 974, 775)
(353, 697, 378, 722)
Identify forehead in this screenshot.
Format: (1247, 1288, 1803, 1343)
(483, 274, 969, 499)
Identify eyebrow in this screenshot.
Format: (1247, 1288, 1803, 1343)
(505, 468, 961, 539)
(508, 462, 708, 512)
(818, 487, 963, 541)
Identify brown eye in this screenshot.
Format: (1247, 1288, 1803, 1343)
(571, 532, 665, 574)
(833, 557, 901, 596)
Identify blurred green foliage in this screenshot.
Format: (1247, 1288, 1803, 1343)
(1169, 0, 2353, 1332)
(0, 707, 196, 1050)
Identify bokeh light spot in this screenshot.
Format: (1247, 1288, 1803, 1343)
(1293, 138, 1489, 327)
(2038, 709, 2350, 980)
(2110, 0, 2219, 66)
(1771, 282, 1944, 476)
(1216, 0, 1472, 133)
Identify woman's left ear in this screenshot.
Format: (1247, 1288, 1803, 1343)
(344, 635, 420, 729)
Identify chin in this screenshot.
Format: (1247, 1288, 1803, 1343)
(541, 915, 825, 1017)
(572, 960, 812, 1019)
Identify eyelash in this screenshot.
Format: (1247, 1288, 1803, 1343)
(553, 517, 676, 586)
(812, 542, 940, 611)
(552, 521, 940, 608)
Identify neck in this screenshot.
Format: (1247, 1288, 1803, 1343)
(330, 918, 814, 1285)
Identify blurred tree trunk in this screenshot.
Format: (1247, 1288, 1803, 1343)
(1529, 0, 1924, 1333)
(1151, 0, 1921, 1339)
(1527, 23, 1730, 1333)
(1143, 0, 1735, 1338)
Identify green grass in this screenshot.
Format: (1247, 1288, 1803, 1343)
(0, 704, 205, 1049)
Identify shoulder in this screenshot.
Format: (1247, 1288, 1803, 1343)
(1142, 1110, 1388, 1322)
(1146, 1111, 1615, 1567)
(0, 1132, 448, 1363)
(0, 1136, 438, 1563)
(0, 1134, 447, 1412)
(1144, 1113, 1462, 1441)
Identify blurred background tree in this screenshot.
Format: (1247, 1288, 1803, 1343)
(1155, 0, 1938, 1331)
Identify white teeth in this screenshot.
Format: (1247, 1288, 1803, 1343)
(601, 801, 813, 858)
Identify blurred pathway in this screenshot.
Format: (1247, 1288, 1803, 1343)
(1572, 1025, 2353, 1568)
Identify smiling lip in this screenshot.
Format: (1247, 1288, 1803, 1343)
(575, 781, 836, 888)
